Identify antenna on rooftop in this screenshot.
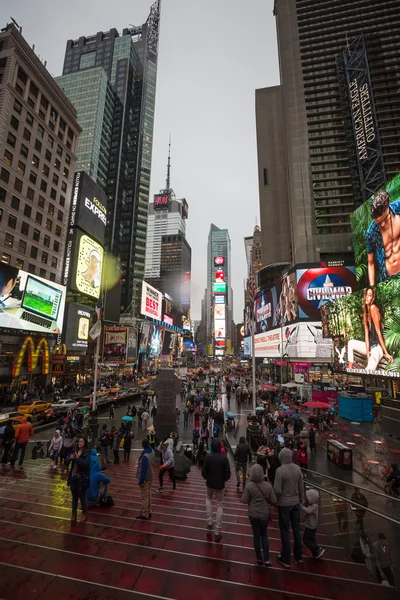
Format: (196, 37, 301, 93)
(166, 134, 171, 190)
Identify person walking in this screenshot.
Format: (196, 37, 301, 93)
(109, 403, 115, 420)
(141, 409, 149, 431)
(300, 489, 325, 559)
(242, 463, 277, 566)
(60, 426, 75, 467)
(99, 424, 111, 467)
(351, 488, 368, 534)
(372, 534, 395, 587)
(49, 430, 63, 469)
(234, 436, 252, 489)
(183, 408, 189, 429)
(202, 438, 231, 541)
(110, 426, 120, 464)
(296, 442, 308, 470)
(335, 485, 348, 535)
(192, 428, 200, 450)
(274, 447, 304, 568)
(65, 436, 90, 522)
(157, 441, 176, 493)
(10, 417, 33, 468)
(1, 421, 15, 464)
(308, 427, 317, 453)
(137, 438, 155, 520)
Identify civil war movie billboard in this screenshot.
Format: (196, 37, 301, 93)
(351, 172, 400, 290)
(322, 274, 400, 378)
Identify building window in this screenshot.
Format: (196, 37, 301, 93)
(57, 209, 63, 222)
(18, 67, 28, 85)
(29, 170, 37, 185)
(38, 195, 45, 208)
(28, 263, 35, 274)
(21, 222, 29, 236)
(51, 256, 58, 268)
(13, 100, 22, 115)
(20, 144, 28, 159)
(53, 240, 60, 252)
(35, 211, 42, 225)
(61, 181, 67, 193)
(40, 94, 49, 110)
(26, 112, 34, 126)
(3, 150, 13, 166)
(40, 180, 47, 193)
(27, 187, 34, 201)
(56, 144, 63, 157)
(15, 258, 24, 269)
(42, 164, 49, 177)
(7, 132, 16, 148)
(41, 252, 48, 264)
(54, 158, 60, 171)
(14, 178, 23, 192)
(35, 139, 42, 152)
(80, 52, 96, 69)
(52, 173, 59, 185)
(63, 167, 69, 179)
(0, 207, 2, 222)
(18, 240, 26, 254)
(1, 253, 11, 265)
(45, 149, 51, 162)
(30, 246, 38, 259)
(33, 229, 40, 242)
(43, 235, 50, 248)
(17, 161, 25, 176)
(23, 204, 32, 218)
(49, 272, 56, 282)
(48, 136, 54, 149)
(32, 155, 40, 169)
(37, 124, 44, 139)
(55, 224, 61, 237)
(10, 115, 19, 132)
(0, 168, 10, 184)
(23, 128, 31, 142)
(46, 218, 52, 231)
(4, 233, 14, 248)
(65, 154, 71, 165)
(50, 106, 58, 121)
(0, 187, 5, 202)
(48, 203, 54, 216)
(8, 214, 17, 229)
(39, 268, 46, 278)
(59, 195, 65, 207)
(50, 188, 57, 200)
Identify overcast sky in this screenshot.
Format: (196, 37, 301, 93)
(2, 0, 279, 322)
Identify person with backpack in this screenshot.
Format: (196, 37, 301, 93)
(234, 436, 253, 489)
(99, 424, 111, 466)
(242, 463, 277, 566)
(202, 438, 231, 541)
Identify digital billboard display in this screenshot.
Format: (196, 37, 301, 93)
(214, 305, 225, 320)
(0, 265, 66, 335)
(64, 303, 90, 351)
(214, 256, 225, 266)
(213, 282, 226, 294)
(69, 171, 107, 244)
(214, 322, 226, 339)
(215, 270, 225, 283)
(214, 294, 225, 305)
(351, 172, 400, 289)
(64, 229, 103, 299)
(141, 281, 162, 321)
(322, 275, 400, 378)
(254, 322, 333, 359)
(103, 327, 127, 362)
(153, 193, 170, 210)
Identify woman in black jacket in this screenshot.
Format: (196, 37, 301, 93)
(1, 422, 15, 464)
(65, 436, 90, 522)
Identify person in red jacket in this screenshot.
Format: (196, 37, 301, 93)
(10, 417, 33, 468)
(296, 442, 308, 470)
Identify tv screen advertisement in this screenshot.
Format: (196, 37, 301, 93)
(214, 256, 225, 266)
(351, 172, 400, 289)
(254, 322, 333, 359)
(0, 265, 66, 334)
(214, 294, 225, 305)
(64, 303, 91, 351)
(214, 305, 225, 320)
(322, 274, 400, 378)
(64, 229, 103, 299)
(213, 282, 226, 294)
(153, 193, 170, 210)
(126, 327, 137, 363)
(103, 327, 127, 362)
(69, 171, 107, 244)
(214, 322, 226, 339)
(141, 281, 162, 321)
(215, 270, 225, 282)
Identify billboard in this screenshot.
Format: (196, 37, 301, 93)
(141, 281, 162, 321)
(213, 282, 226, 294)
(126, 328, 137, 363)
(64, 230, 103, 299)
(103, 327, 127, 362)
(64, 303, 91, 351)
(214, 305, 225, 320)
(244, 337, 251, 356)
(214, 322, 226, 339)
(214, 294, 225, 305)
(182, 199, 189, 219)
(139, 322, 151, 354)
(69, 171, 107, 244)
(254, 322, 333, 359)
(0, 265, 66, 334)
(215, 270, 225, 283)
(351, 172, 400, 289)
(153, 193, 170, 210)
(322, 275, 400, 378)
(12, 336, 50, 377)
(214, 256, 225, 266)
(296, 266, 357, 320)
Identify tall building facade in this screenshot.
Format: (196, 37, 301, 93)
(159, 232, 191, 319)
(56, 0, 161, 314)
(258, 0, 400, 266)
(0, 23, 80, 282)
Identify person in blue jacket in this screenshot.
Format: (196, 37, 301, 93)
(137, 438, 155, 520)
(87, 460, 111, 506)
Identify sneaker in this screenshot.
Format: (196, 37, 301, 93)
(137, 515, 148, 520)
(207, 522, 213, 530)
(315, 548, 325, 559)
(156, 487, 164, 494)
(264, 560, 272, 567)
(256, 560, 263, 566)
(276, 555, 291, 569)
(215, 532, 222, 541)
(295, 558, 303, 564)
(148, 513, 153, 519)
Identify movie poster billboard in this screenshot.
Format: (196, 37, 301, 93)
(296, 266, 357, 320)
(0, 265, 66, 334)
(322, 275, 400, 378)
(69, 171, 107, 244)
(103, 327, 127, 362)
(254, 322, 333, 359)
(351, 172, 400, 289)
(126, 328, 137, 363)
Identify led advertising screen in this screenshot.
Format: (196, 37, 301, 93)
(126, 328, 137, 363)
(64, 230, 103, 299)
(214, 256, 225, 266)
(215, 270, 225, 283)
(214, 305, 225, 320)
(351, 172, 400, 289)
(182, 199, 189, 219)
(103, 327, 127, 362)
(213, 282, 226, 294)
(322, 275, 400, 378)
(69, 171, 107, 244)
(64, 303, 90, 351)
(0, 265, 66, 334)
(153, 193, 170, 210)
(214, 294, 225, 305)
(148, 325, 162, 358)
(215, 339, 226, 348)
(244, 337, 251, 356)
(139, 322, 151, 354)
(141, 281, 162, 321)
(214, 322, 226, 339)
(254, 322, 333, 359)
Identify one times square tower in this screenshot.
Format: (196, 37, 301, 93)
(58, 1, 160, 315)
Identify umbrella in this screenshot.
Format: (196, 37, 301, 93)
(122, 415, 133, 422)
(256, 406, 265, 411)
(291, 413, 301, 419)
(281, 404, 289, 410)
(259, 385, 277, 391)
(284, 409, 294, 415)
(226, 412, 236, 419)
(302, 401, 331, 410)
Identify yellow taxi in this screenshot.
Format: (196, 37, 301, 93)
(17, 400, 52, 415)
(0, 411, 31, 435)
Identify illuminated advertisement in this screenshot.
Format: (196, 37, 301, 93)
(244, 337, 251, 356)
(254, 322, 333, 359)
(279, 271, 298, 325)
(69, 171, 107, 244)
(322, 275, 400, 378)
(164, 315, 173, 326)
(182, 199, 189, 219)
(148, 325, 162, 358)
(214, 295, 225, 305)
(215, 339, 226, 348)
(64, 303, 90, 351)
(141, 281, 162, 321)
(153, 193, 170, 210)
(351, 172, 400, 289)
(296, 266, 357, 320)
(214, 305, 225, 320)
(0, 265, 66, 334)
(214, 322, 226, 339)
(126, 328, 137, 363)
(214, 256, 225, 266)
(12, 336, 50, 377)
(139, 322, 151, 354)
(103, 327, 127, 362)
(213, 282, 226, 294)
(181, 271, 191, 307)
(215, 270, 225, 283)
(64, 230, 104, 299)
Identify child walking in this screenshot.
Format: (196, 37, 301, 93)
(300, 489, 325, 559)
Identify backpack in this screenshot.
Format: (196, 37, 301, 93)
(100, 495, 114, 507)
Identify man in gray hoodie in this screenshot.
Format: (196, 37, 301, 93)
(274, 447, 304, 568)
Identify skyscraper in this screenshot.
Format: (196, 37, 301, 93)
(258, 0, 400, 266)
(56, 0, 161, 314)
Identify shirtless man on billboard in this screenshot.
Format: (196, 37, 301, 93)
(366, 190, 400, 285)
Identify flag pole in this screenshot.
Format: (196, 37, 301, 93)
(250, 271, 256, 414)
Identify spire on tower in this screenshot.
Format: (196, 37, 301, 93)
(166, 134, 171, 190)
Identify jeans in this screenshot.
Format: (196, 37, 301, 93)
(377, 566, 395, 587)
(249, 517, 270, 562)
(70, 478, 88, 512)
(139, 481, 152, 518)
(278, 504, 302, 564)
(11, 442, 27, 467)
(1, 442, 12, 464)
(347, 339, 383, 370)
(113, 449, 120, 464)
(100, 446, 110, 465)
(235, 461, 248, 486)
(303, 527, 320, 557)
(159, 467, 176, 489)
(206, 487, 224, 533)
(336, 510, 348, 533)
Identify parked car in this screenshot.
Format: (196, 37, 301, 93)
(17, 401, 51, 415)
(51, 399, 80, 412)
